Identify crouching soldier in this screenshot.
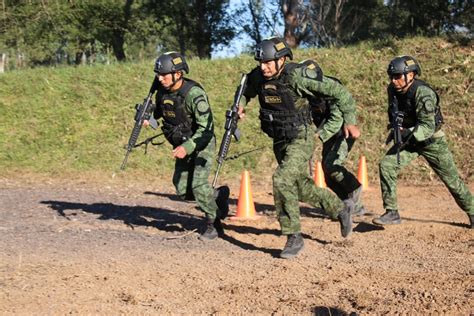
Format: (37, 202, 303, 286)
(374, 55, 473, 228)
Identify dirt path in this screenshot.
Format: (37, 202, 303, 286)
(0, 177, 472, 315)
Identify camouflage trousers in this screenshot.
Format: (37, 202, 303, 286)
(379, 136, 473, 214)
(172, 136, 219, 220)
(321, 132, 361, 200)
(273, 127, 345, 235)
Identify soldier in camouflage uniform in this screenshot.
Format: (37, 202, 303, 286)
(237, 37, 354, 259)
(145, 52, 230, 240)
(303, 60, 367, 217)
(373, 55, 473, 228)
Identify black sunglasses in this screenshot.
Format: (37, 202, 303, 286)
(390, 73, 404, 80)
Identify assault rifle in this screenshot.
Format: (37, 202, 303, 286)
(120, 78, 159, 170)
(212, 74, 248, 187)
(386, 97, 404, 165)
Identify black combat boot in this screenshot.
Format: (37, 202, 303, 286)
(338, 201, 353, 238)
(214, 186, 230, 220)
(199, 220, 218, 241)
(280, 233, 304, 259)
(213, 218, 225, 236)
(469, 214, 474, 229)
(372, 209, 401, 225)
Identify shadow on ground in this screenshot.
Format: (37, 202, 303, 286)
(312, 306, 357, 316)
(41, 200, 201, 232)
(40, 198, 280, 256)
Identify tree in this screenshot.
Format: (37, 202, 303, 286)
(245, 0, 265, 45)
(280, 0, 382, 47)
(71, 0, 147, 61)
(280, 0, 310, 48)
(450, 0, 473, 35)
(76, 0, 135, 62)
(0, 0, 164, 66)
(384, 0, 450, 36)
(143, 0, 234, 59)
(231, 0, 282, 54)
(0, 1, 76, 66)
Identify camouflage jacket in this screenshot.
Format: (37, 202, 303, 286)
(388, 80, 444, 143)
(240, 63, 357, 143)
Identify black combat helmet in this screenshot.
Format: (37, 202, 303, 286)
(255, 37, 293, 62)
(154, 51, 189, 74)
(387, 55, 421, 77)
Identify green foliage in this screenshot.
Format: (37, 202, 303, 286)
(284, 0, 472, 48)
(0, 1, 234, 68)
(143, 0, 234, 58)
(0, 37, 472, 184)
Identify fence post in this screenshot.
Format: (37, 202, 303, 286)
(16, 53, 24, 69)
(0, 53, 6, 73)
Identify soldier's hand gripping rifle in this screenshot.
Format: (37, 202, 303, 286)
(386, 97, 404, 165)
(212, 74, 248, 188)
(120, 78, 160, 170)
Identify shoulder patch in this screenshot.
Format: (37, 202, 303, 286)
(416, 85, 437, 114)
(420, 95, 435, 113)
(193, 95, 206, 104)
(303, 67, 319, 79)
(194, 95, 210, 115)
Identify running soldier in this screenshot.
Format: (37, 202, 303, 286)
(144, 52, 230, 240)
(238, 37, 354, 259)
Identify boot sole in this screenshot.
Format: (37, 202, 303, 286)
(199, 234, 218, 241)
(372, 219, 401, 225)
(280, 245, 304, 259)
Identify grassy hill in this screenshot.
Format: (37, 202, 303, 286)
(0, 36, 472, 185)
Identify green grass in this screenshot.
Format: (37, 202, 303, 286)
(0, 36, 472, 184)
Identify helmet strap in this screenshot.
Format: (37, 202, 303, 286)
(274, 60, 280, 74)
(170, 72, 183, 91)
(274, 57, 286, 76)
(401, 73, 414, 90)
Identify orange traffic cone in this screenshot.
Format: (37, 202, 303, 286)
(231, 170, 258, 219)
(357, 155, 369, 190)
(313, 161, 327, 188)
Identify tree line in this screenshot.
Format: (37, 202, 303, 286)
(0, 0, 471, 71)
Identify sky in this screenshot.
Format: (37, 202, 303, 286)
(211, 0, 283, 59)
(212, 0, 250, 59)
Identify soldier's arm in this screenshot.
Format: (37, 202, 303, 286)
(238, 67, 260, 112)
(181, 86, 215, 154)
(294, 72, 357, 125)
(319, 103, 344, 142)
(291, 70, 356, 141)
(412, 85, 437, 142)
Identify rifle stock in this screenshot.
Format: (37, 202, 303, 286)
(212, 74, 248, 187)
(120, 78, 159, 170)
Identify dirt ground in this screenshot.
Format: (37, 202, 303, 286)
(0, 175, 472, 315)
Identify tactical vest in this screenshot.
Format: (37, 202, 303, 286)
(389, 79, 443, 130)
(156, 78, 200, 147)
(255, 63, 312, 140)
